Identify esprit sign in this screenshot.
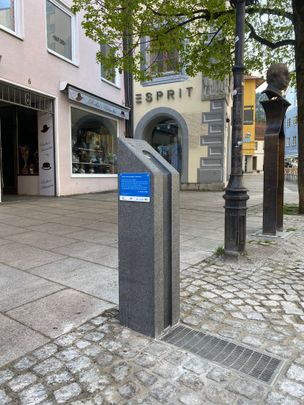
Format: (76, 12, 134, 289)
(136, 87, 193, 104)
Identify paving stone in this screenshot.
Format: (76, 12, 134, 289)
(178, 370, 204, 390)
(280, 379, 304, 398)
(90, 316, 107, 326)
(207, 367, 232, 383)
(241, 336, 263, 347)
(153, 360, 182, 379)
(143, 342, 168, 357)
(55, 333, 79, 347)
(118, 382, 138, 399)
(14, 356, 37, 371)
(66, 356, 92, 374)
(96, 353, 114, 368)
(135, 370, 157, 387)
(0, 389, 11, 404)
(0, 369, 14, 385)
(134, 354, 156, 368)
(54, 383, 82, 403)
(227, 378, 265, 400)
(19, 383, 48, 405)
(83, 344, 102, 357)
(45, 371, 73, 386)
(32, 344, 58, 361)
(183, 355, 212, 375)
(75, 340, 91, 350)
(33, 357, 63, 376)
(79, 366, 110, 393)
(55, 348, 81, 362)
(178, 392, 205, 405)
(287, 365, 304, 383)
(266, 392, 301, 404)
(111, 362, 132, 382)
(281, 302, 304, 315)
(266, 345, 294, 358)
(8, 372, 37, 392)
(150, 382, 177, 403)
(183, 315, 200, 326)
(83, 331, 104, 342)
(205, 385, 237, 404)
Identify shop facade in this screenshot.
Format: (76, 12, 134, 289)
(0, 0, 127, 201)
(133, 74, 232, 190)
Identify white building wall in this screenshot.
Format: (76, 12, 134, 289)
(0, 0, 126, 196)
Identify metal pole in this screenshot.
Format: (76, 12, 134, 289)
(223, 0, 249, 255)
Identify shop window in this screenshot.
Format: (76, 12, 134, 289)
(46, 0, 76, 62)
(100, 44, 120, 86)
(149, 48, 180, 76)
(243, 108, 254, 125)
(0, 0, 22, 36)
(71, 107, 118, 175)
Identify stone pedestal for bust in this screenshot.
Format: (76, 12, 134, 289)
(261, 96, 290, 235)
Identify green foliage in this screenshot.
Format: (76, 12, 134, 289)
(283, 204, 300, 215)
(215, 245, 225, 256)
(72, 0, 295, 81)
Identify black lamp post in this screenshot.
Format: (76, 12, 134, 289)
(223, 0, 257, 255)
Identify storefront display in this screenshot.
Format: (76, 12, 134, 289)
(71, 107, 118, 175)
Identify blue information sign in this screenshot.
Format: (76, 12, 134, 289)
(119, 173, 151, 202)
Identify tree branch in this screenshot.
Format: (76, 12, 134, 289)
(247, 7, 294, 22)
(246, 21, 295, 49)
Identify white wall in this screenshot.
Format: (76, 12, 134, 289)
(0, 0, 125, 196)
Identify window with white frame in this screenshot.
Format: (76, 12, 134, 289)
(149, 48, 180, 76)
(286, 137, 290, 147)
(46, 0, 76, 62)
(71, 107, 118, 175)
(100, 44, 119, 86)
(0, 0, 22, 36)
(292, 135, 297, 146)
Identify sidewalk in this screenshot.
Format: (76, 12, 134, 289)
(0, 174, 303, 404)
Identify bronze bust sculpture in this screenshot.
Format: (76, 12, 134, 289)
(263, 63, 290, 99)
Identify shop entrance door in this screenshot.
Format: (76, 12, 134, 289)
(151, 120, 182, 173)
(0, 105, 18, 195)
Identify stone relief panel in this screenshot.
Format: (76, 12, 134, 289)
(201, 76, 231, 101)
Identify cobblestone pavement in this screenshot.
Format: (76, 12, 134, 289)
(0, 206, 304, 404)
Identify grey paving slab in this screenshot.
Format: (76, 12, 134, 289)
(29, 258, 118, 304)
(0, 224, 26, 237)
(49, 216, 99, 227)
(6, 231, 76, 250)
(68, 229, 118, 246)
(7, 289, 113, 338)
(26, 222, 85, 236)
(82, 221, 118, 233)
(54, 242, 118, 269)
(0, 264, 64, 311)
(180, 247, 211, 265)
(0, 238, 12, 246)
(0, 242, 64, 270)
(0, 215, 45, 227)
(0, 314, 48, 367)
(5, 210, 62, 221)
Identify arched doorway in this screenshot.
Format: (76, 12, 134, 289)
(134, 107, 189, 183)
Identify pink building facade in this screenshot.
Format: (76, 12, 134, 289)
(0, 0, 128, 201)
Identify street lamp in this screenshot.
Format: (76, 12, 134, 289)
(223, 0, 257, 255)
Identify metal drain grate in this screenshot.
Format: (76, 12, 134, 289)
(161, 325, 283, 384)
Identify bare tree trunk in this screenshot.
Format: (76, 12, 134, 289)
(293, 0, 304, 213)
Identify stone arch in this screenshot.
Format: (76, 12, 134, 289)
(134, 107, 189, 183)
